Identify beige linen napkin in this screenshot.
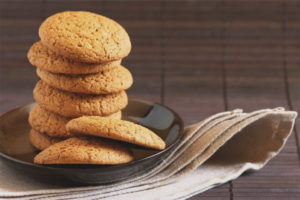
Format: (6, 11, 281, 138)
(0, 108, 297, 199)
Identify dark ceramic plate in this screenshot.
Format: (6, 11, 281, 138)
(0, 98, 184, 185)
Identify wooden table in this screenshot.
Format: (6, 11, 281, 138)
(1, 0, 300, 199)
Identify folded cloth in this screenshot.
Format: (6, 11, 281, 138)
(0, 108, 297, 200)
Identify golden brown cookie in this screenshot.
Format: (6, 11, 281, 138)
(27, 41, 121, 75)
(29, 105, 122, 138)
(29, 129, 63, 151)
(34, 137, 134, 165)
(36, 65, 133, 94)
(66, 116, 166, 150)
(33, 81, 128, 117)
(39, 11, 131, 63)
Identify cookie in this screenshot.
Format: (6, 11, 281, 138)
(66, 116, 166, 150)
(29, 105, 122, 138)
(33, 80, 128, 117)
(29, 129, 63, 151)
(39, 11, 131, 63)
(36, 65, 133, 94)
(34, 137, 134, 164)
(28, 41, 121, 75)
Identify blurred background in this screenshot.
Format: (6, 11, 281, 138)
(0, 0, 300, 199)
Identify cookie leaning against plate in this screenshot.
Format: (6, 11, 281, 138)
(39, 11, 131, 63)
(29, 105, 122, 138)
(33, 80, 128, 117)
(29, 129, 63, 151)
(67, 116, 166, 150)
(34, 137, 134, 165)
(36, 65, 133, 94)
(27, 41, 121, 75)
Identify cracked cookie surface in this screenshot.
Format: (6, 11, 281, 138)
(67, 116, 166, 150)
(34, 137, 134, 164)
(28, 41, 121, 74)
(39, 11, 131, 63)
(33, 80, 128, 117)
(36, 65, 133, 94)
(29, 105, 122, 138)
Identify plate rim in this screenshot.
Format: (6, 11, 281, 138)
(0, 98, 184, 172)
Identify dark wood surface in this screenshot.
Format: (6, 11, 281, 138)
(1, 0, 300, 199)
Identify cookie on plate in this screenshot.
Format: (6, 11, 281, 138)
(29, 129, 63, 151)
(66, 116, 166, 150)
(34, 137, 134, 164)
(29, 105, 122, 138)
(28, 41, 121, 75)
(36, 65, 133, 94)
(33, 81, 128, 117)
(39, 11, 131, 63)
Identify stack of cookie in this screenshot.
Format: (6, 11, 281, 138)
(27, 11, 165, 165)
(26, 11, 135, 162)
